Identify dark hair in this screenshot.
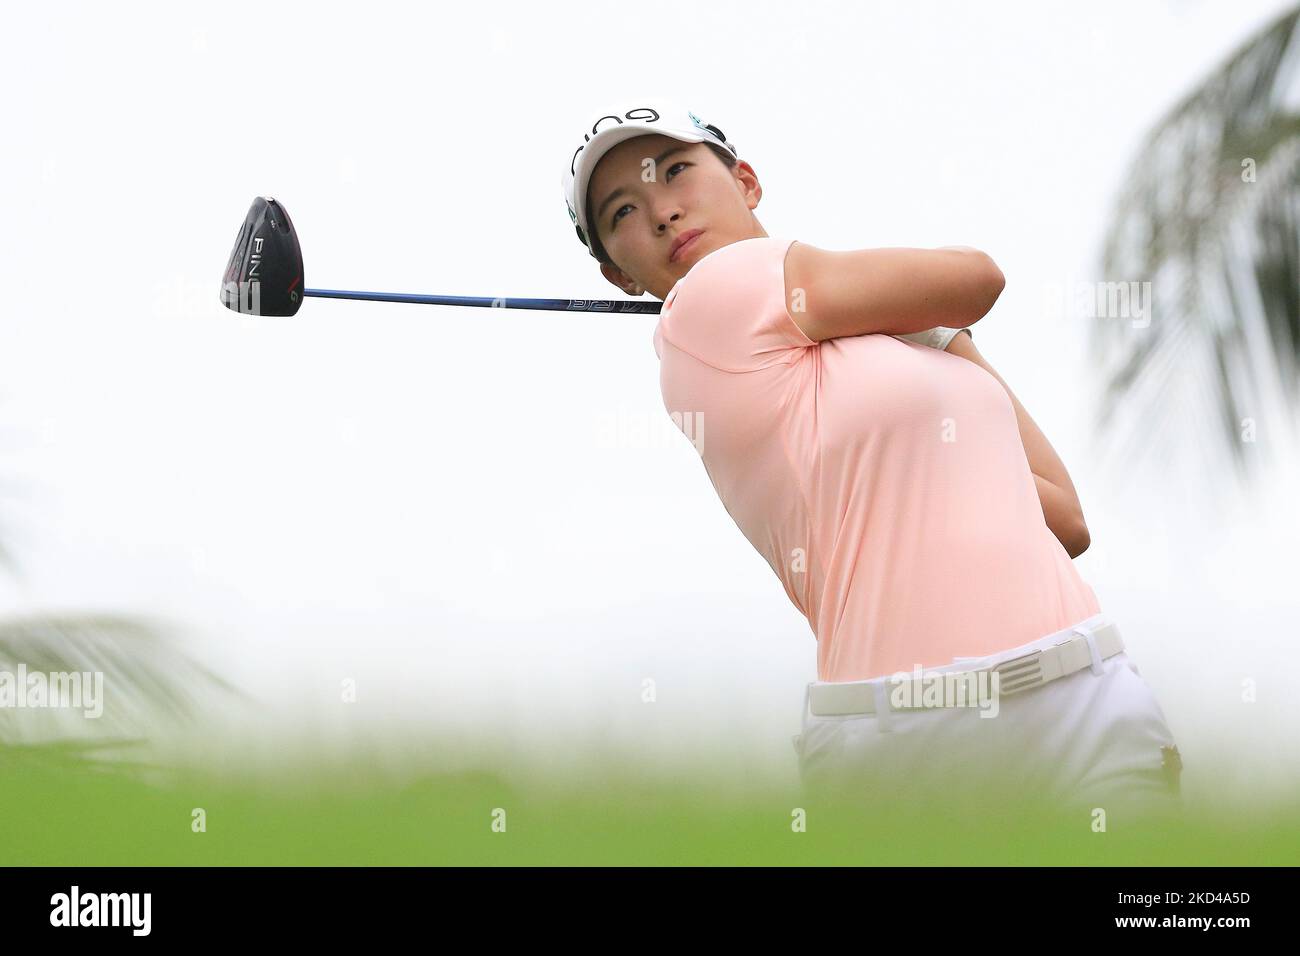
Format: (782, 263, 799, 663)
(585, 141, 739, 266)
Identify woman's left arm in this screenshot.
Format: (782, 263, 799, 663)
(943, 330, 1091, 558)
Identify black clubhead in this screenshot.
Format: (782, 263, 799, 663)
(220, 196, 304, 316)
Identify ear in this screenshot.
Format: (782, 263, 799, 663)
(600, 261, 643, 296)
(734, 160, 762, 211)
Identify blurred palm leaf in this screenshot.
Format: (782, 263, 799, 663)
(0, 401, 253, 776)
(1093, 4, 1300, 491)
(0, 611, 251, 771)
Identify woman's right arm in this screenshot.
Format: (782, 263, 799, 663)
(782, 241, 1005, 343)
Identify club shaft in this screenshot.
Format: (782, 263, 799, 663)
(304, 287, 662, 314)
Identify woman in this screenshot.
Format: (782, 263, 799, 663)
(560, 98, 1183, 822)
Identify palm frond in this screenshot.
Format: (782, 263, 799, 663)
(0, 611, 252, 759)
(1092, 4, 1300, 494)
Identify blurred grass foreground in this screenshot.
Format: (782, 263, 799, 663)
(3, 605, 1294, 865)
(3, 724, 1298, 866)
(1, 613, 1298, 867)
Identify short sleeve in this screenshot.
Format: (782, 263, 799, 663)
(892, 326, 972, 351)
(655, 237, 816, 373)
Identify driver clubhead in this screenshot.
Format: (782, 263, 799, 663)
(220, 196, 304, 316)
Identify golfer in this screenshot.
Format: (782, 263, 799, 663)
(560, 98, 1184, 821)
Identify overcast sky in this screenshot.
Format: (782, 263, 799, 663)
(2, 0, 1296, 799)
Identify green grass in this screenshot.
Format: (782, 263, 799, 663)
(3, 742, 1297, 865)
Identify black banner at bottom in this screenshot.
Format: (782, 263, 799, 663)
(0, 866, 1282, 939)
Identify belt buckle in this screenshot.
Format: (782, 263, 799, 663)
(989, 648, 1046, 696)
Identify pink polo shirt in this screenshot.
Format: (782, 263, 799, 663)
(652, 236, 1101, 683)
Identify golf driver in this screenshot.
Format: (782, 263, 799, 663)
(219, 196, 663, 317)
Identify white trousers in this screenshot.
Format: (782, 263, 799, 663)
(793, 613, 1184, 822)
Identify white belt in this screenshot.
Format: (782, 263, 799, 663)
(807, 621, 1125, 717)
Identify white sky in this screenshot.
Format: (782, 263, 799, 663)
(2, 0, 1297, 801)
